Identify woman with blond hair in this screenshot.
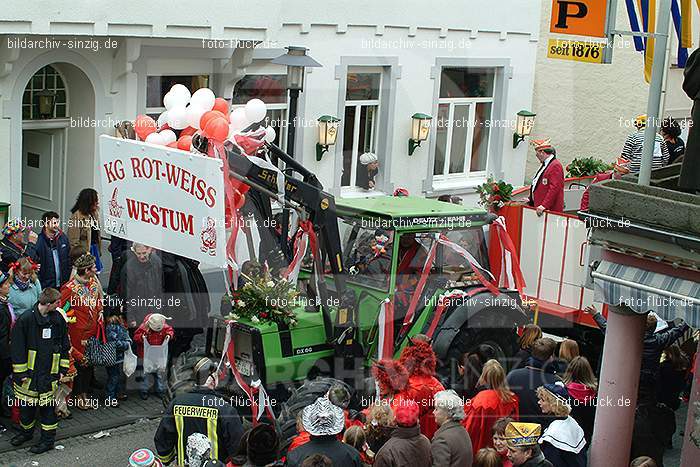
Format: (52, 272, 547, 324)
(551, 339, 579, 375)
(7, 257, 42, 317)
(536, 382, 586, 467)
(364, 402, 396, 455)
(513, 324, 542, 369)
(463, 359, 519, 456)
(561, 356, 597, 444)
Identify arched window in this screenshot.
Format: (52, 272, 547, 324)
(22, 65, 68, 120)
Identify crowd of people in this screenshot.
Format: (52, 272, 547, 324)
(0, 187, 208, 454)
(126, 324, 692, 467)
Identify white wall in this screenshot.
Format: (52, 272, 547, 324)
(0, 0, 542, 214)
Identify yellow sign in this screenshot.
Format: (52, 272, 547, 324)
(547, 39, 604, 64)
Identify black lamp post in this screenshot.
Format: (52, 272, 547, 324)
(271, 46, 322, 160)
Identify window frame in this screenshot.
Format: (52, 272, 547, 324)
(423, 58, 512, 196)
(231, 73, 290, 151)
(22, 65, 69, 121)
(144, 74, 211, 118)
(341, 71, 382, 188)
(333, 57, 401, 197)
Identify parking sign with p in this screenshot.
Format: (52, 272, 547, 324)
(550, 0, 609, 38)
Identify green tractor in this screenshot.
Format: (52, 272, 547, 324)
(167, 136, 529, 445)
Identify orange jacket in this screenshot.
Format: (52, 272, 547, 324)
(403, 374, 444, 439)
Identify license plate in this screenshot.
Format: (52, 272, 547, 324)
(235, 359, 253, 376)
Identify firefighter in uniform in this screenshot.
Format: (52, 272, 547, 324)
(154, 357, 244, 465)
(10, 288, 70, 453)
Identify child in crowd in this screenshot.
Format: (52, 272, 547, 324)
(474, 448, 504, 467)
(491, 417, 514, 467)
(105, 307, 132, 406)
(343, 425, 373, 466)
(8, 257, 42, 317)
(134, 313, 173, 400)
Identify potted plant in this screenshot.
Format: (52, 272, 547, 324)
(222, 271, 301, 327)
(476, 178, 514, 212)
(566, 157, 613, 177)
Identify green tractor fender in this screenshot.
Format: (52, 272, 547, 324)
(430, 289, 529, 366)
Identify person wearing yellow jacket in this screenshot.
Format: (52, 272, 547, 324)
(10, 287, 70, 454)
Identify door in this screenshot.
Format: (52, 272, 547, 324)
(21, 129, 64, 228)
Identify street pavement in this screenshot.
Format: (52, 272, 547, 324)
(0, 418, 161, 466)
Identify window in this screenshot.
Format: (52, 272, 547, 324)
(22, 65, 68, 120)
(338, 216, 393, 290)
(145, 75, 209, 119)
(232, 74, 288, 150)
(341, 72, 381, 187)
(433, 68, 494, 179)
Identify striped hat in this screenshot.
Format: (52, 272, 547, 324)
(2, 219, 27, 238)
(530, 138, 552, 151)
(129, 448, 162, 467)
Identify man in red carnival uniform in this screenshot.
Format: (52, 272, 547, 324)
(528, 139, 564, 216)
(399, 336, 445, 439)
(579, 157, 631, 211)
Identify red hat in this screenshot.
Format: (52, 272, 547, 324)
(530, 138, 552, 151)
(393, 399, 420, 427)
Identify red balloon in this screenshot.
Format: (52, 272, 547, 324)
(212, 98, 229, 115)
(134, 115, 156, 140)
(199, 111, 226, 133)
(177, 135, 193, 151)
(180, 126, 197, 137)
(166, 141, 179, 148)
(203, 117, 229, 142)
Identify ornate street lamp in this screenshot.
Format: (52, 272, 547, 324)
(316, 115, 340, 161)
(271, 46, 322, 159)
(408, 113, 432, 156)
(513, 110, 536, 148)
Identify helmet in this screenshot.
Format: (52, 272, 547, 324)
(193, 357, 218, 386)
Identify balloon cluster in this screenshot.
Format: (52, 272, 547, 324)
(132, 84, 277, 152)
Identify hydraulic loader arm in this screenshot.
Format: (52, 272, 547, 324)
(194, 135, 359, 355)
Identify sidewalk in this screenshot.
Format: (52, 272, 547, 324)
(0, 366, 165, 454)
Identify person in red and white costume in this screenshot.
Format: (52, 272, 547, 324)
(528, 139, 564, 216)
(579, 157, 630, 211)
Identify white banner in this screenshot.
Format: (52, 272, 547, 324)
(98, 135, 226, 267)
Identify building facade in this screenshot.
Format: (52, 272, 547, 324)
(529, 0, 697, 180)
(0, 1, 541, 222)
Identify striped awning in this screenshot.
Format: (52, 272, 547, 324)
(593, 260, 700, 327)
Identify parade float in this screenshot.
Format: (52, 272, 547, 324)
(101, 83, 537, 445)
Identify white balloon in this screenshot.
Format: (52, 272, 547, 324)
(264, 126, 276, 143)
(186, 104, 207, 130)
(229, 107, 249, 131)
(145, 132, 165, 145)
(170, 84, 191, 101)
(167, 106, 188, 130)
(228, 123, 238, 140)
(244, 98, 267, 123)
(157, 111, 169, 129)
(159, 129, 177, 144)
(163, 92, 175, 110)
(190, 88, 216, 111)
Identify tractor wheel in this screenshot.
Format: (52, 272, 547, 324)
(437, 325, 518, 391)
(163, 351, 208, 407)
(276, 377, 353, 454)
